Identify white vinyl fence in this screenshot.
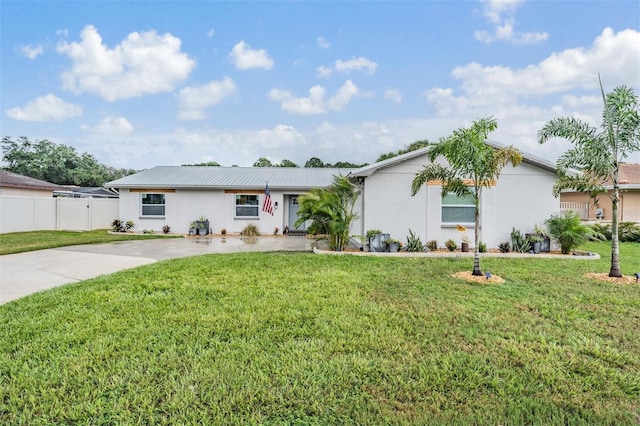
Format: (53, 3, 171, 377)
(0, 195, 118, 234)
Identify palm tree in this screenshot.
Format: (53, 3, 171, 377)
(295, 175, 359, 251)
(538, 77, 640, 277)
(411, 117, 522, 276)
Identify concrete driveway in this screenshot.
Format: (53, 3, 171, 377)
(0, 236, 313, 305)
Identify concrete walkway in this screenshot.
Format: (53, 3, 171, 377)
(0, 236, 313, 305)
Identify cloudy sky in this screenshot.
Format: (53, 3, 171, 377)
(2, 0, 639, 169)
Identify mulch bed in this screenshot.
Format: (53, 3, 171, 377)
(585, 273, 639, 284)
(452, 271, 505, 284)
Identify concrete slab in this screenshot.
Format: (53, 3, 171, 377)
(0, 236, 313, 305)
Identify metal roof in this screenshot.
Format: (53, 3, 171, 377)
(105, 166, 355, 190)
(349, 140, 557, 178)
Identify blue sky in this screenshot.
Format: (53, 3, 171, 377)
(2, 0, 639, 169)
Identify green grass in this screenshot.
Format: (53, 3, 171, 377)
(0, 229, 180, 255)
(1, 242, 639, 425)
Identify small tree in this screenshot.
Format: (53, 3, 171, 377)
(411, 117, 522, 275)
(538, 77, 640, 277)
(295, 175, 359, 251)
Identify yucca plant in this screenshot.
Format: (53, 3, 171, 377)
(545, 211, 604, 254)
(405, 229, 425, 252)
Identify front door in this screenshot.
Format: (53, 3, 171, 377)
(288, 195, 305, 231)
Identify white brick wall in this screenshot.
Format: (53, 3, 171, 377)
(359, 154, 559, 248)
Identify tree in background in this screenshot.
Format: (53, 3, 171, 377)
(182, 161, 221, 166)
(278, 159, 299, 167)
(1, 136, 137, 187)
(295, 175, 359, 251)
(377, 140, 432, 162)
(538, 78, 640, 277)
(304, 157, 325, 168)
(252, 157, 274, 167)
(411, 117, 522, 276)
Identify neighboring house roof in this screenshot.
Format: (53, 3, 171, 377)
(105, 166, 355, 190)
(615, 163, 640, 190)
(562, 163, 640, 192)
(349, 140, 557, 178)
(54, 187, 120, 198)
(0, 170, 63, 191)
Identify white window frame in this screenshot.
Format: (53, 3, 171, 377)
(235, 194, 259, 218)
(441, 191, 476, 225)
(140, 193, 166, 218)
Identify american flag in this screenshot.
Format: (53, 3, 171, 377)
(262, 183, 274, 215)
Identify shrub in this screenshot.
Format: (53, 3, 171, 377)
(445, 239, 457, 252)
(498, 241, 511, 253)
(545, 211, 604, 254)
(426, 240, 438, 251)
(478, 241, 487, 253)
(242, 223, 260, 237)
(619, 222, 640, 243)
(111, 219, 134, 232)
(162, 225, 171, 234)
(406, 229, 425, 252)
(588, 223, 611, 240)
(111, 219, 123, 232)
(221, 228, 227, 235)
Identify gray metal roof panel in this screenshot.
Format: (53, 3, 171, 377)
(105, 167, 355, 189)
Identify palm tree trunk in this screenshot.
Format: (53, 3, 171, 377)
(609, 179, 622, 277)
(472, 195, 482, 276)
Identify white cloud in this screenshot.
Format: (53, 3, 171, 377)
(177, 77, 237, 120)
(229, 41, 274, 70)
(269, 80, 359, 115)
(316, 36, 331, 49)
(17, 44, 43, 59)
(475, 0, 548, 45)
(207, 28, 215, 38)
(335, 57, 378, 74)
(317, 65, 333, 78)
(251, 125, 307, 149)
(428, 28, 640, 116)
(316, 56, 378, 79)
(425, 27, 640, 163)
(316, 120, 335, 133)
(82, 115, 134, 134)
(5, 94, 82, 121)
(56, 25, 195, 101)
(384, 89, 402, 104)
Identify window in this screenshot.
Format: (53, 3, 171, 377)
(236, 194, 259, 217)
(442, 192, 476, 224)
(141, 193, 165, 217)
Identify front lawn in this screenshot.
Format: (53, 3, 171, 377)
(1, 242, 638, 424)
(0, 229, 181, 255)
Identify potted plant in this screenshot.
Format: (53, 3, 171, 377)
(188, 221, 197, 236)
(387, 238, 401, 253)
(196, 216, 209, 236)
(367, 229, 391, 253)
(527, 234, 543, 254)
(534, 224, 551, 252)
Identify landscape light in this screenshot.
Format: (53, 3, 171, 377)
(635, 272, 640, 283)
(485, 271, 492, 280)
